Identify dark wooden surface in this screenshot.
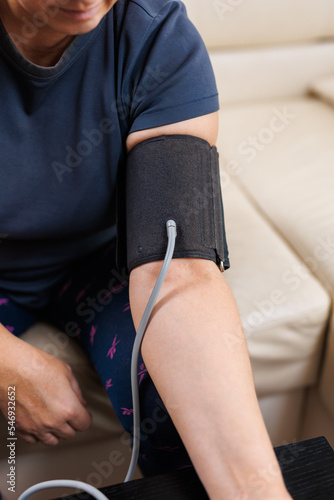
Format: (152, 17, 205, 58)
(53, 436, 334, 499)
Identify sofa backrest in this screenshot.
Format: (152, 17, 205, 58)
(182, 0, 334, 104)
(182, 0, 334, 51)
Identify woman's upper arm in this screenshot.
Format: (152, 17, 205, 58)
(126, 112, 219, 152)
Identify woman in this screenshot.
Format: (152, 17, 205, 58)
(0, 1, 292, 498)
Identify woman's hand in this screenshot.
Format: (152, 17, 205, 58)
(0, 324, 92, 446)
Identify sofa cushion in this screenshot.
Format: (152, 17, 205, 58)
(183, 0, 334, 51)
(219, 95, 334, 410)
(210, 43, 334, 105)
(219, 97, 334, 294)
(222, 181, 330, 396)
(310, 73, 334, 107)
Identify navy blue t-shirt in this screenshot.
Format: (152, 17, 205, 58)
(0, 0, 219, 308)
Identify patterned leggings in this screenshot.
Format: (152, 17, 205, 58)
(0, 238, 191, 478)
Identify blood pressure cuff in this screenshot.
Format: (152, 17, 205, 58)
(118, 135, 230, 274)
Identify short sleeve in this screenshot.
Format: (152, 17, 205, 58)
(117, 0, 219, 133)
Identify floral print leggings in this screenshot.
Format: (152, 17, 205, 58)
(0, 238, 191, 479)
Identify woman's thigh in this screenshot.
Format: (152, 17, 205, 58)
(0, 294, 37, 337)
(46, 240, 191, 475)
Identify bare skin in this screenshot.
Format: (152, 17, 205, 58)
(0, 0, 117, 66)
(0, 1, 293, 498)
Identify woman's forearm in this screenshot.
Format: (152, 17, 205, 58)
(129, 259, 292, 499)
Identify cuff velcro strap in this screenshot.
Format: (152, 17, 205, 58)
(124, 134, 230, 273)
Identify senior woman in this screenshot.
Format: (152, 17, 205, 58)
(0, 1, 292, 498)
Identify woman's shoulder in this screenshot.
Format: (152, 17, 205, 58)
(115, 0, 186, 20)
(111, 0, 189, 50)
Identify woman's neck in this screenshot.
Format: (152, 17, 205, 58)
(12, 36, 75, 67)
(0, 2, 74, 66)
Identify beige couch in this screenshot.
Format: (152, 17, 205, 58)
(186, 0, 334, 449)
(1, 0, 334, 498)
